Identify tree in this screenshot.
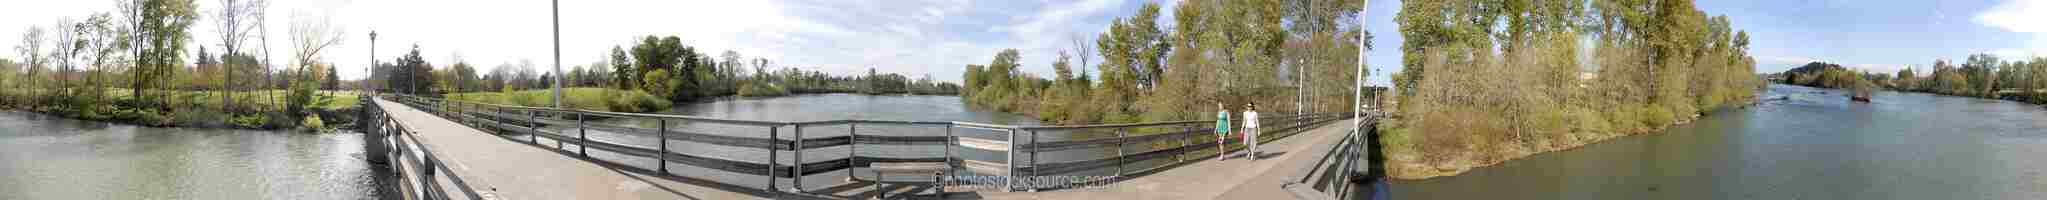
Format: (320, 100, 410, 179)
(325, 63, 340, 90)
(16, 26, 48, 108)
(630, 36, 701, 100)
(214, 0, 265, 110)
(393, 45, 433, 95)
(609, 46, 632, 89)
(133, 0, 200, 106)
(1963, 53, 2000, 97)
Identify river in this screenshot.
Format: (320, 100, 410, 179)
(1389, 84, 2047, 199)
(0, 111, 383, 199)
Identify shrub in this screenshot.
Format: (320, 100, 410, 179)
(230, 114, 268, 129)
(298, 114, 327, 133)
(736, 82, 790, 97)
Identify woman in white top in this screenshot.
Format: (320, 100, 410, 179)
(1243, 103, 1260, 160)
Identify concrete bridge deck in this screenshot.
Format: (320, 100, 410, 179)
(375, 97, 1363, 200)
(966, 121, 1356, 200)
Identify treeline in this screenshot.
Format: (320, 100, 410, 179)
(373, 35, 959, 104)
(2, 0, 352, 131)
(1384, 0, 1763, 178)
(961, 0, 1369, 125)
(1772, 55, 2047, 104)
(1893, 55, 2047, 102)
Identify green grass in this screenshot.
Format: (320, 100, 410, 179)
(446, 88, 670, 112)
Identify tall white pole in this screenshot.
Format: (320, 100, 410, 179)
(551, 0, 564, 108)
(1352, 0, 1371, 179)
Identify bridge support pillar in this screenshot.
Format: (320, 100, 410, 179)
(361, 98, 388, 165)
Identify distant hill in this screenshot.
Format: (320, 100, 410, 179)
(1777, 61, 1869, 89)
(1782, 62, 1846, 75)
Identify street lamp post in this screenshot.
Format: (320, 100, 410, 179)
(365, 30, 387, 164)
(1351, 1, 1370, 179)
(550, 0, 563, 109)
(370, 31, 377, 95)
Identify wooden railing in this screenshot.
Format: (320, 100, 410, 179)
(383, 94, 1354, 192)
(361, 95, 483, 200)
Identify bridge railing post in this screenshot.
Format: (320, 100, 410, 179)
(529, 109, 540, 146)
(791, 123, 804, 192)
(495, 106, 504, 135)
(658, 119, 668, 174)
(944, 124, 955, 184)
(1179, 124, 1191, 163)
(1115, 128, 1126, 177)
(847, 123, 857, 178)
(998, 128, 1015, 191)
(1028, 130, 1038, 192)
(766, 125, 779, 192)
(578, 112, 587, 157)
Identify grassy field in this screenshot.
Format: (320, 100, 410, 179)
(445, 88, 670, 112)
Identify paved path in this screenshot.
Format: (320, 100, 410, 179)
(378, 98, 776, 200)
(971, 120, 1357, 200)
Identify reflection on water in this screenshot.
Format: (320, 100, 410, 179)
(0, 111, 379, 200)
(1389, 84, 2047, 199)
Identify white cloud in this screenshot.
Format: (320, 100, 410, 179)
(1977, 0, 2047, 58)
(1976, 0, 2046, 33)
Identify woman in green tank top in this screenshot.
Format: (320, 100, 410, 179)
(1216, 103, 1230, 161)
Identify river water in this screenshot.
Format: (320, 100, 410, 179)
(0, 112, 381, 200)
(1389, 84, 2047, 199)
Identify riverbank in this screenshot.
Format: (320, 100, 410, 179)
(1379, 112, 1713, 179)
(1380, 96, 1756, 180)
(0, 89, 361, 131)
(445, 87, 671, 112)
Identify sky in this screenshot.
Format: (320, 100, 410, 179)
(2, 0, 2044, 86)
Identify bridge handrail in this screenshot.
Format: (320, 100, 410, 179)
(364, 95, 485, 200)
(1281, 111, 1380, 200)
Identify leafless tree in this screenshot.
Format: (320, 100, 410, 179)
(289, 11, 343, 82)
(1070, 33, 1093, 75)
(16, 26, 48, 106)
(214, 0, 266, 111)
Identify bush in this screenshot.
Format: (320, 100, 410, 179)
(1636, 104, 1676, 129)
(298, 114, 327, 133)
(230, 114, 268, 129)
(736, 82, 790, 97)
(113, 108, 174, 127)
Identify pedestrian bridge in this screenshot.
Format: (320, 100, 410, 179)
(356, 94, 1381, 200)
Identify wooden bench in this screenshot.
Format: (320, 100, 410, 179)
(870, 162, 949, 199)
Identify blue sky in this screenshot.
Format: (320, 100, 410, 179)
(4, 0, 2043, 85)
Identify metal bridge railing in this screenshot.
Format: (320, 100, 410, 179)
(361, 95, 483, 200)
(376, 94, 1356, 193)
(1281, 111, 1382, 200)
